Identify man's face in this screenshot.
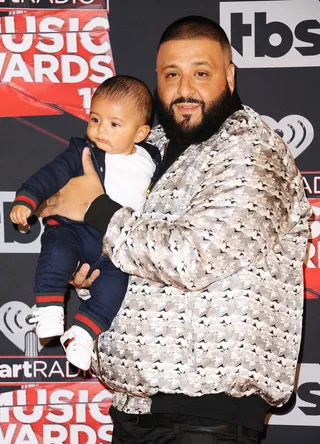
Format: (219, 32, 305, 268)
(156, 38, 235, 131)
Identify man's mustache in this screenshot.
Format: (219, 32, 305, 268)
(170, 97, 205, 107)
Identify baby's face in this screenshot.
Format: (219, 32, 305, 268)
(87, 96, 146, 155)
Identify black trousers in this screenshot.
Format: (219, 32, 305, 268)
(109, 406, 261, 444)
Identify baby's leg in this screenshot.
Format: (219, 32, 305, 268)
(32, 225, 81, 338)
(76, 256, 129, 335)
(61, 256, 129, 370)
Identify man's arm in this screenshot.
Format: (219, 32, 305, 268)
(41, 147, 105, 222)
(100, 142, 308, 291)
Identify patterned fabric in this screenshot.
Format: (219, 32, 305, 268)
(93, 106, 311, 414)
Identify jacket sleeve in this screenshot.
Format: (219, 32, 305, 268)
(12, 138, 83, 214)
(102, 141, 310, 291)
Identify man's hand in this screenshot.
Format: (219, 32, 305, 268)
(10, 205, 31, 227)
(69, 263, 100, 289)
(40, 147, 104, 221)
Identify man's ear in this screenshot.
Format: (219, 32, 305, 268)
(134, 125, 151, 143)
(226, 62, 235, 94)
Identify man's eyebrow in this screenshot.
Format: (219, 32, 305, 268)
(162, 63, 179, 70)
(162, 61, 212, 70)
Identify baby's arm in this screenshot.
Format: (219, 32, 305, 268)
(10, 205, 31, 226)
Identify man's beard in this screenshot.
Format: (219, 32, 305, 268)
(154, 85, 233, 145)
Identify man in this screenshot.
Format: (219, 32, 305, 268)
(42, 16, 311, 444)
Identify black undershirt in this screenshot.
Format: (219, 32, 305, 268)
(157, 140, 189, 179)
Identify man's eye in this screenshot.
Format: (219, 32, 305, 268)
(166, 72, 178, 78)
(196, 72, 208, 77)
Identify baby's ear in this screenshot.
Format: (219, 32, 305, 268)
(134, 125, 151, 143)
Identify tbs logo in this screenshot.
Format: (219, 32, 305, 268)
(0, 192, 43, 253)
(220, 0, 320, 68)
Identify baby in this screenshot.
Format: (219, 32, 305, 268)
(10, 75, 160, 371)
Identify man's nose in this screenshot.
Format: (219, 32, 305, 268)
(177, 75, 195, 98)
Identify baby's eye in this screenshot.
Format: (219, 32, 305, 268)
(111, 122, 119, 127)
(91, 117, 99, 123)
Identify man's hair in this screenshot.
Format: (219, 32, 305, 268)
(92, 75, 153, 126)
(158, 16, 232, 61)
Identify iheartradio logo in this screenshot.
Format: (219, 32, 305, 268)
(0, 301, 92, 384)
(0, 301, 42, 354)
(0, 301, 59, 386)
(262, 114, 314, 159)
(0, 301, 46, 385)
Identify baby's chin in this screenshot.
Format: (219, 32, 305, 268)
(94, 140, 111, 152)
(94, 142, 136, 155)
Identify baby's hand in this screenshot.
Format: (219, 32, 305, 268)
(10, 205, 32, 226)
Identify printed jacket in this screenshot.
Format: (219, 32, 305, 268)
(13, 137, 160, 221)
(92, 106, 311, 413)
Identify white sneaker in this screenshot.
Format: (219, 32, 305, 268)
(28, 306, 64, 338)
(60, 325, 93, 371)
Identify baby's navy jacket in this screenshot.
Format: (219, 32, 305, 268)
(12, 136, 161, 224)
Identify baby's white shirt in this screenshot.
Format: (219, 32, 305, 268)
(104, 145, 155, 212)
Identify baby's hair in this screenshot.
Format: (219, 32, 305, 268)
(158, 16, 232, 62)
(92, 75, 153, 126)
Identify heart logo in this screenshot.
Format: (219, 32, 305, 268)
(262, 115, 314, 159)
(0, 301, 46, 353)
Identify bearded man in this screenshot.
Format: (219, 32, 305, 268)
(42, 16, 311, 444)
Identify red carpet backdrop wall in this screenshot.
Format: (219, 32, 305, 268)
(0, 0, 319, 442)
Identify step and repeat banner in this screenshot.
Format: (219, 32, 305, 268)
(0, 0, 319, 442)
